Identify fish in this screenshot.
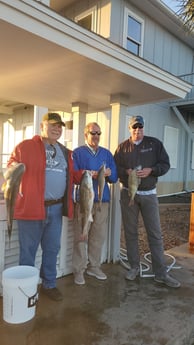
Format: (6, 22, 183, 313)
(79, 170, 94, 239)
(1, 163, 25, 240)
(128, 169, 141, 206)
(97, 164, 106, 211)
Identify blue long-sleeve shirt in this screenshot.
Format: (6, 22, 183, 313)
(73, 145, 118, 203)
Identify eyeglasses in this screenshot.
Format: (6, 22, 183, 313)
(132, 124, 144, 129)
(89, 131, 101, 136)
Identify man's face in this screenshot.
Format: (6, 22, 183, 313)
(129, 123, 144, 142)
(41, 121, 63, 144)
(85, 124, 101, 149)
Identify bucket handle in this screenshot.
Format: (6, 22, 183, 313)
(18, 286, 39, 308)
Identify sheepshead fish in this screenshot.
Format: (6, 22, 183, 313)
(128, 169, 141, 206)
(2, 163, 25, 240)
(79, 170, 94, 238)
(97, 164, 106, 211)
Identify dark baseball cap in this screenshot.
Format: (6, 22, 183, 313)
(129, 115, 144, 127)
(42, 112, 65, 126)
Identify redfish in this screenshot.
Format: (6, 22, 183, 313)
(2, 163, 25, 240)
(97, 164, 106, 211)
(79, 170, 94, 239)
(128, 169, 141, 206)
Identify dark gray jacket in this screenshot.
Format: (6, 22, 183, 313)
(114, 135, 170, 191)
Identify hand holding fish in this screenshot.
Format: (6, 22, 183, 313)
(136, 167, 152, 178)
(104, 168, 111, 177)
(91, 168, 111, 178)
(91, 170, 98, 178)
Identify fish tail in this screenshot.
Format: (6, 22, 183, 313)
(128, 199, 134, 206)
(8, 223, 12, 243)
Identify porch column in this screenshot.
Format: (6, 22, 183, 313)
(109, 93, 129, 262)
(71, 103, 88, 149)
(33, 106, 48, 135)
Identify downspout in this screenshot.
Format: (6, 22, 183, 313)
(171, 106, 194, 191)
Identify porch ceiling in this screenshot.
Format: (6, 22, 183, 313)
(0, 0, 191, 115)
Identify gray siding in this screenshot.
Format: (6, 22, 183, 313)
(143, 18, 193, 76)
(109, 1, 194, 78)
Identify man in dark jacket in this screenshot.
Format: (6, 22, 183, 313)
(114, 115, 180, 288)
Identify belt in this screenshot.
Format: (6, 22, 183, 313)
(44, 198, 63, 206)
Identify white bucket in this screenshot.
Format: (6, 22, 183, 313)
(2, 265, 39, 324)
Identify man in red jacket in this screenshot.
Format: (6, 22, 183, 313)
(7, 112, 82, 301)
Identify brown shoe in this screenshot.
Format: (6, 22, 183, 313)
(41, 287, 63, 301)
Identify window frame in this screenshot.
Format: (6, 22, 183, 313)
(123, 7, 144, 57)
(75, 6, 97, 32)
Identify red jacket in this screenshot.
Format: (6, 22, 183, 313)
(7, 135, 82, 220)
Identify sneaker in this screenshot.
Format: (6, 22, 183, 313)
(154, 274, 181, 288)
(86, 267, 107, 280)
(74, 272, 85, 285)
(125, 267, 140, 281)
(41, 287, 63, 301)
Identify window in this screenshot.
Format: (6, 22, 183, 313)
(123, 8, 144, 56)
(77, 14, 92, 31)
(75, 6, 97, 32)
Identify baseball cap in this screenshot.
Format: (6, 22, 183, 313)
(129, 115, 144, 127)
(42, 112, 65, 126)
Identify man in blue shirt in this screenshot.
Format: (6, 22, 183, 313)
(72, 122, 118, 285)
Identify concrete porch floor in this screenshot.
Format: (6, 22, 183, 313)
(0, 244, 194, 345)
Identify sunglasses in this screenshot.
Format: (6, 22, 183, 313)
(132, 124, 144, 129)
(89, 131, 102, 136)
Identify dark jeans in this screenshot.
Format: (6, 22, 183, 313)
(120, 189, 166, 277)
(18, 203, 63, 288)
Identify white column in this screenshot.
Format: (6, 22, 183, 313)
(108, 94, 129, 262)
(71, 103, 88, 149)
(33, 106, 48, 135)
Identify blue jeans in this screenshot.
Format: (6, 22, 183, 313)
(17, 203, 63, 288)
(120, 189, 166, 277)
